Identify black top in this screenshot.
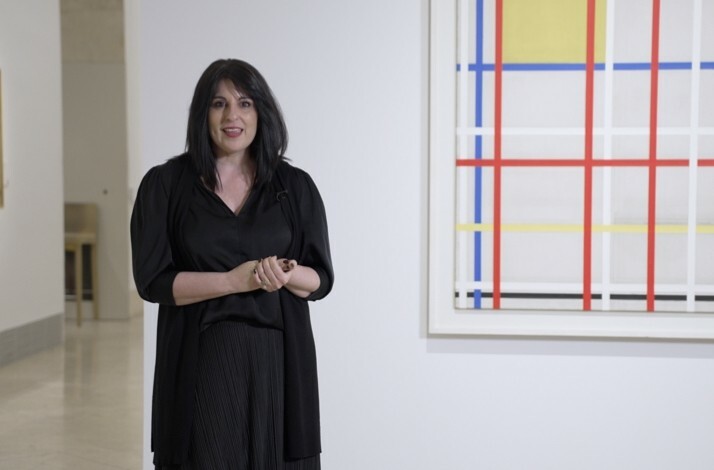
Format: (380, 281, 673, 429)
(182, 175, 291, 329)
(131, 154, 333, 464)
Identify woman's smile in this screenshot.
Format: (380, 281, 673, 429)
(222, 126, 244, 138)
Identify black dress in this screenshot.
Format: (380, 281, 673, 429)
(131, 154, 333, 468)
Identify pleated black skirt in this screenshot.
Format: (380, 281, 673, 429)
(156, 321, 320, 470)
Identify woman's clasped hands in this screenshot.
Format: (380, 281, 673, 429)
(225, 257, 299, 295)
(252, 256, 297, 292)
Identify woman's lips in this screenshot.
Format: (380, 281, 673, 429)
(223, 127, 243, 138)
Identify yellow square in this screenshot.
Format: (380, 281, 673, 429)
(504, 0, 607, 63)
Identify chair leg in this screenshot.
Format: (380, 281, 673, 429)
(75, 247, 83, 327)
(90, 243, 99, 320)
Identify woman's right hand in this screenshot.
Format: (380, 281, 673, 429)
(226, 260, 263, 293)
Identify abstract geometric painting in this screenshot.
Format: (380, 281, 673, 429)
(453, 0, 714, 313)
(429, 0, 714, 337)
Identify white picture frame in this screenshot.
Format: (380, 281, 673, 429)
(427, 0, 714, 339)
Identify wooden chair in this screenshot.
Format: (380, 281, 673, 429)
(64, 203, 99, 326)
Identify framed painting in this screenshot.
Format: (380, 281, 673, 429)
(428, 0, 714, 338)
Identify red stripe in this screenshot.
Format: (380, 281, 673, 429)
(456, 158, 714, 167)
(493, 0, 503, 309)
(647, 0, 660, 312)
(583, 0, 596, 310)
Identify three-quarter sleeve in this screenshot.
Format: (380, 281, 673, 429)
(293, 169, 334, 301)
(130, 164, 179, 305)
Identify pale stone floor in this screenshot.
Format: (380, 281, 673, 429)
(0, 315, 143, 469)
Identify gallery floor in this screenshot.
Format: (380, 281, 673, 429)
(0, 315, 142, 469)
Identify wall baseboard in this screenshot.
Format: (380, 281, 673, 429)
(0, 313, 64, 368)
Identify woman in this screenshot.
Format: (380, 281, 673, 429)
(131, 59, 333, 469)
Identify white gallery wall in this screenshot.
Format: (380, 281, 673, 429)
(0, 3, 64, 333)
(126, 1, 714, 469)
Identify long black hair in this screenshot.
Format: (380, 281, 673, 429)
(186, 59, 288, 191)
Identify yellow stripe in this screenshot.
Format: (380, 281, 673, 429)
(456, 223, 714, 234)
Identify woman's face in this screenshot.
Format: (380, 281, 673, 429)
(207, 79, 258, 159)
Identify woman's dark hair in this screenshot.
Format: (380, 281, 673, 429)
(186, 59, 288, 190)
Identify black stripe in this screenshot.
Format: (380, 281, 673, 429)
(455, 292, 714, 302)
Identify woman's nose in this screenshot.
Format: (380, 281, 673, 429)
(225, 103, 239, 120)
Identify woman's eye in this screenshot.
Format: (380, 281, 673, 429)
(239, 100, 253, 109)
(211, 100, 225, 108)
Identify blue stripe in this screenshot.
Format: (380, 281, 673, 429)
(473, 0, 484, 308)
(614, 61, 692, 70)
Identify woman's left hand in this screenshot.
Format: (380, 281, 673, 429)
(253, 256, 297, 292)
